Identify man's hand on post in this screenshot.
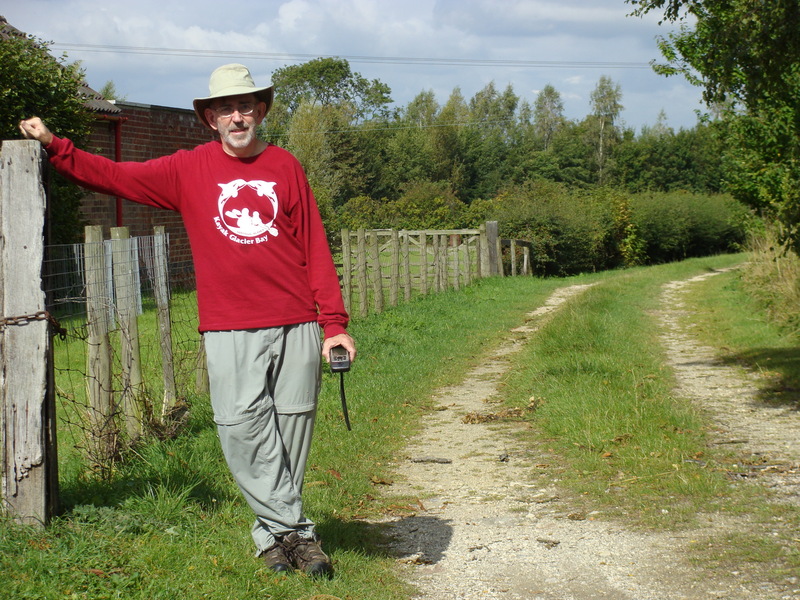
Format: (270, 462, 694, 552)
(19, 117, 54, 146)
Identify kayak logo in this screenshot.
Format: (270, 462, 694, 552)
(214, 179, 279, 244)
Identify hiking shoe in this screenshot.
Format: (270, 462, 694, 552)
(284, 532, 333, 578)
(261, 541, 292, 573)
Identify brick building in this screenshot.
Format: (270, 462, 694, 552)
(1, 14, 209, 286)
(85, 102, 217, 286)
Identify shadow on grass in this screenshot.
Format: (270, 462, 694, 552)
(722, 346, 800, 409)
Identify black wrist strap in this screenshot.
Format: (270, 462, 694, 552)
(339, 371, 351, 431)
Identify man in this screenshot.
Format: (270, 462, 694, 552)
(20, 63, 356, 578)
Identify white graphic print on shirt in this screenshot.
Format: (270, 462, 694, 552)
(214, 179, 279, 244)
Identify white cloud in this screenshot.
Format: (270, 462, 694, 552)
(0, 0, 705, 130)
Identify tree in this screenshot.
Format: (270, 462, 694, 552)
(0, 24, 94, 244)
(0, 30, 91, 143)
(589, 76, 624, 184)
(271, 57, 393, 121)
(462, 82, 521, 201)
(378, 91, 440, 197)
(533, 84, 565, 151)
(627, 1, 800, 111)
(430, 88, 470, 193)
(99, 80, 127, 102)
(627, 0, 800, 252)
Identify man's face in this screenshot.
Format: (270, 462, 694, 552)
(206, 94, 265, 152)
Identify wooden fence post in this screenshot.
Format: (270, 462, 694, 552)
(431, 234, 440, 292)
(110, 227, 145, 441)
(151, 227, 178, 419)
(419, 232, 429, 295)
(523, 245, 530, 275)
(510, 239, 518, 276)
(484, 222, 500, 276)
(369, 231, 383, 314)
(389, 229, 400, 307)
(439, 234, 448, 291)
(476, 229, 484, 279)
(0, 140, 57, 525)
(84, 225, 117, 466)
(452, 236, 461, 291)
(463, 239, 472, 287)
(341, 229, 352, 315)
(356, 229, 368, 318)
(195, 342, 209, 395)
(402, 232, 412, 302)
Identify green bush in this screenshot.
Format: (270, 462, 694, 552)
(477, 181, 619, 276)
(479, 185, 750, 275)
(630, 192, 750, 264)
(336, 181, 751, 276)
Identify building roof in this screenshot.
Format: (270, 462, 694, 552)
(1, 15, 121, 115)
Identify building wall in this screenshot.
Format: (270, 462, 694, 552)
(84, 102, 217, 287)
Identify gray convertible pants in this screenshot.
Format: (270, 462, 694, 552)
(204, 323, 321, 554)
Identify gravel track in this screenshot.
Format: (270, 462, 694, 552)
(376, 273, 800, 600)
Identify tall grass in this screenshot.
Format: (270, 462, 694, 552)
(739, 225, 800, 334)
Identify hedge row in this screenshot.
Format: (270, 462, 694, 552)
(333, 180, 752, 277)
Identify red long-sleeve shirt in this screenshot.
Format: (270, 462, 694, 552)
(45, 136, 348, 337)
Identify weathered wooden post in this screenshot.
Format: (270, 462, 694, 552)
(151, 227, 178, 419)
(484, 221, 500, 276)
(369, 231, 383, 314)
(522, 244, 531, 275)
(110, 227, 145, 441)
(0, 140, 58, 525)
(402, 231, 412, 302)
(340, 229, 352, 315)
(510, 239, 518, 276)
(84, 225, 116, 466)
(438, 234, 448, 291)
(452, 236, 461, 291)
(419, 232, 429, 295)
(463, 238, 472, 287)
(389, 229, 400, 307)
(356, 229, 368, 318)
(431, 234, 440, 292)
(475, 231, 483, 279)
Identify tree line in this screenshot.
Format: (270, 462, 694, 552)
(261, 57, 725, 236)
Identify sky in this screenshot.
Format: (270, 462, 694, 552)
(2, 0, 706, 132)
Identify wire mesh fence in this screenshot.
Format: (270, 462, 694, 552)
(44, 232, 204, 477)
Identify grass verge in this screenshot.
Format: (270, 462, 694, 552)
(680, 265, 800, 579)
(0, 275, 565, 600)
(496, 253, 799, 582)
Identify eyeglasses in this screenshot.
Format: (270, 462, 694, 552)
(214, 103, 255, 118)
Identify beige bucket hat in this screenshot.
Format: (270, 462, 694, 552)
(193, 63, 274, 129)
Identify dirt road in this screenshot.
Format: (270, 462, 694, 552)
(380, 273, 800, 600)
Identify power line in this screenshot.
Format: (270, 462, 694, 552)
(51, 42, 652, 70)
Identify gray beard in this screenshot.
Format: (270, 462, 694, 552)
(220, 124, 256, 149)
